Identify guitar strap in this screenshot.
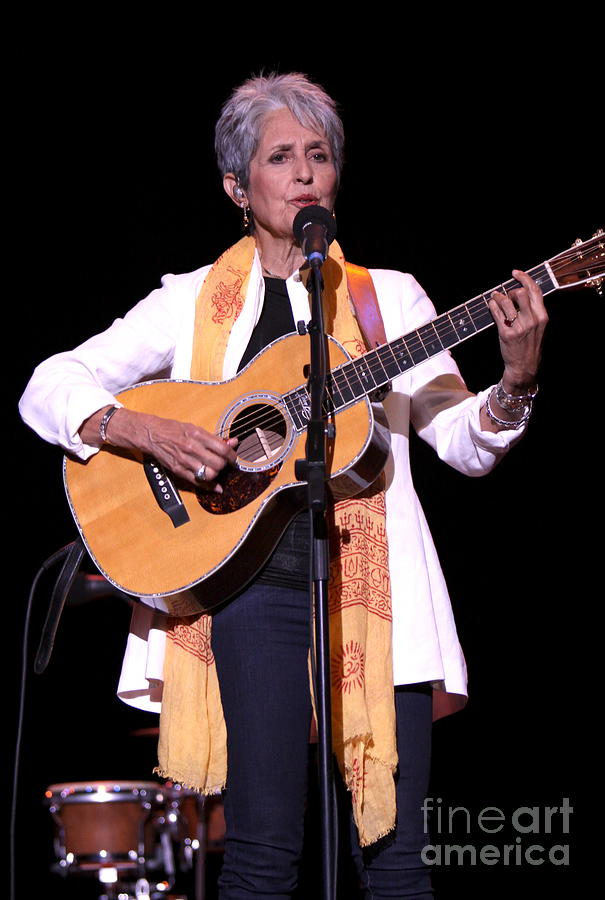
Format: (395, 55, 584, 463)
(346, 262, 390, 400)
(345, 262, 387, 349)
(34, 536, 86, 673)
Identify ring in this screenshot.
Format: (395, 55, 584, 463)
(195, 464, 207, 483)
(504, 312, 519, 326)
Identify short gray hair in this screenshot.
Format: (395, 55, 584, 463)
(215, 72, 345, 188)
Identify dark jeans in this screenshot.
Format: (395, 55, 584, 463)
(212, 582, 434, 899)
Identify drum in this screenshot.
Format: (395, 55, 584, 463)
(160, 783, 225, 862)
(204, 795, 226, 854)
(45, 780, 165, 872)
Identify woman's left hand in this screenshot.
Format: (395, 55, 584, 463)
(488, 269, 548, 393)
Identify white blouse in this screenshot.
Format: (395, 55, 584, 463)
(20, 253, 524, 718)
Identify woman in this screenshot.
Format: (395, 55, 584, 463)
(20, 73, 547, 898)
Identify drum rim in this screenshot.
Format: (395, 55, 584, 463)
(46, 780, 163, 792)
(45, 781, 165, 805)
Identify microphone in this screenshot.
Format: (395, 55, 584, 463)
(293, 205, 337, 268)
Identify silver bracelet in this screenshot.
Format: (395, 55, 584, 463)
(99, 405, 120, 444)
(495, 379, 539, 413)
(485, 387, 532, 429)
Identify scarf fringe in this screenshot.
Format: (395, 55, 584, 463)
(358, 822, 396, 848)
(153, 765, 226, 797)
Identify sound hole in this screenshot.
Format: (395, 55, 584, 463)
(230, 402, 288, 467)
(197, 401, 288, 516)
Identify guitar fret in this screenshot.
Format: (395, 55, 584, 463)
(327, 375, 345, 408)
(434, 314, 460, 348)
(322, 381, 336, 415)
(285, 395, 300, 429)
(352, 356, 379, 392)
(332, 364, 356, 404)
(339, 361, 365, 399)
(390, 338, 414, 372)
(473, 298, 493, 330)
(450, 304, 478, 340)
(530, 264, 557, 293)
(371, 347, 391, 385)
(406, 331, 429, 364)
(417, 322, 444, 357)
(377, 343, 402, 380)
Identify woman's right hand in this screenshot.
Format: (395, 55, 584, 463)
(80, 406, 238, 490)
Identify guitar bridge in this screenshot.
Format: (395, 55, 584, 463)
(143, 458, 190, 528)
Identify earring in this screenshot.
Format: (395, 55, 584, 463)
(232, 185, 250, 229)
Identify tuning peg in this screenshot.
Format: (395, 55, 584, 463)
(587, 229, 605, 293)
(574, 230, 604, 247)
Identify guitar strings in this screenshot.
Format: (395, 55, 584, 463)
(216, 293, 492, 439)
(215, 293, 523, 443)
(213, 239, 603, 445)
(214, 293, 493, 442)
(215, 285, 534, 442)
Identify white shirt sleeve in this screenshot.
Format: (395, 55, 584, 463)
(372, 269, 525, 477)
(19, 269, 205, 459)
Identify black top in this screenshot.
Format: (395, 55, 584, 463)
(238, 277, 298, 370)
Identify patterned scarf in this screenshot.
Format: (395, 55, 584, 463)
(156, 235, 397, 846)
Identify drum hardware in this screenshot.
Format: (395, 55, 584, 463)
(45, 778, 223, 899)
(45, 781, 170, 898)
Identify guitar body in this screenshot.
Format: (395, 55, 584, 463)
(64, 332, 390, 603)
(62, 232, 605, 605)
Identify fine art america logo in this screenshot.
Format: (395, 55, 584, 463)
(421, 797, 573, 866)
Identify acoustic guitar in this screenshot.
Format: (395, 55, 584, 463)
(64, 232, 604, 604)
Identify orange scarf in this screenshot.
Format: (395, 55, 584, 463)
(156, 236, 397, 846)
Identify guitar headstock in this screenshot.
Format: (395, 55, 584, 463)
(549, 229, 605, 294)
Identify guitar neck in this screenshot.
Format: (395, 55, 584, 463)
(284, 262, 557, 429)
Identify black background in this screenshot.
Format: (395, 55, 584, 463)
(9, 24, 602, 899)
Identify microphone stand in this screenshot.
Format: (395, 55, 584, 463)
(295, 260, 337, 900)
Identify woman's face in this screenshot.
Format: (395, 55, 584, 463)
(243, 107, 338, 243)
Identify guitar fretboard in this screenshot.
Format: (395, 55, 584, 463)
(284, 263, 556, 430)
